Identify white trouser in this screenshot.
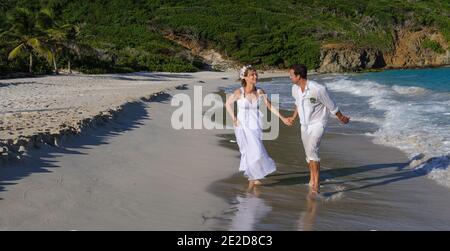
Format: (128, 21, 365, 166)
(300, 123, 325, 163)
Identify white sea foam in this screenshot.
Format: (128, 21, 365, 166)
(324, 77, 450, 188)
(392, 85, 427, 95)
(347, 116, 381, 124)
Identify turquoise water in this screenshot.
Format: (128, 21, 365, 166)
(353, 67, 450, 92)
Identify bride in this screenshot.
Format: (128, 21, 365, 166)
(226, 65, 291, 189)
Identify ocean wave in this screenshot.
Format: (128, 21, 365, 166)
(414, 155, 450, 188)
(324, 77, 450, 188)
(391, 85, 428, 95)
(346, 116, 381, 125)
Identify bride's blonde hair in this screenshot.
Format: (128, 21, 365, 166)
(239, 65, 256, 87)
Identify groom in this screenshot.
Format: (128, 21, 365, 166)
(287, 64, 350, 193)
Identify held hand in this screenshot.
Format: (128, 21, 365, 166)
(281, 117, 293, 126)
(286, 116, 296, 125)
(339, 114, 350, 124)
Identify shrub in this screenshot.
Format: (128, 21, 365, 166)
(422, 39, 446, 54)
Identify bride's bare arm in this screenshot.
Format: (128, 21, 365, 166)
(225, 89, 241, 126)
(259, 89, 292, 126)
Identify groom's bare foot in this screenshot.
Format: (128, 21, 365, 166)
(311, 183, 320, 194)
(307, 190, 318, 200)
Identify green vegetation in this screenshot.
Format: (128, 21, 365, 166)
(151, 0, 450, 69)
(0, 0, 200, 75)
(1, 0, 449, 76)
(422, 38, 446, 54)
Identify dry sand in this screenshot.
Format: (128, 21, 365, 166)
(0, 73, 181, 138)
(0, 70, 286, 230)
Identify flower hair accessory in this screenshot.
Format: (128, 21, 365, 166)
(239, 65, 252, 80)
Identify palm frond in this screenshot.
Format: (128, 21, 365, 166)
(8, 43, 26, 60)
(0, 29, 9, 38)
(8, 8, 35, 35)
(37, 8, 55, 30)
(46, 28, 66, 41)
(27, 37, 54, 63)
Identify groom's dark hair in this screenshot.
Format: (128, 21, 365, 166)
(289, 64, 307, 79)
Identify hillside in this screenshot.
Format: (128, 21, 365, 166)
(1, 0, 449, 75)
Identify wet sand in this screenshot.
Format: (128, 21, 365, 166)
(207, 91, 450, 231)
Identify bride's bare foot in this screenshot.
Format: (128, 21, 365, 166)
(248, 180, 255, 189)
(248, 180, 262, 191)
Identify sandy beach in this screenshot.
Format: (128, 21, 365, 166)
(0, 70, 284, 230)
(0, 72, 201, 161)
(1, 70, 449, 230)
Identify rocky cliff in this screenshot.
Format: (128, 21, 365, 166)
(384, 28, 450, 68)
(318, 28, 450, 73)
(318, 44, 386, 73)
(160, 27, 449, 73)
(162, 32, 238, 71)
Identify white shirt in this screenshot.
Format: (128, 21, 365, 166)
(292, 80, 339, 126)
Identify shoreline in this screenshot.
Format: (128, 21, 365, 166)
(1, 63, 446, 159)
(206, 97, 450, 230)
(203, 85, 450, 230)
(1, 69, 449, 230)
(2, 63, 449, 81)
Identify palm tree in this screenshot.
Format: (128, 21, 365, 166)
(37, 8, 63, 74)
(36, 8, 83, 74)
(63, 24, 83, 74)
(46, 23, 83, 74)
(1, 8, 53, 74)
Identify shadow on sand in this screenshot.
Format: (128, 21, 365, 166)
(263, 161, 432, 198)
(0, 93, 172, 200)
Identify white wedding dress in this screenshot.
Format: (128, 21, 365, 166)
(234, 87, 276, 180)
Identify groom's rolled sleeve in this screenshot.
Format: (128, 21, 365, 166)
(318, 86, 339, 115)
(291, 85, 298, 103)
